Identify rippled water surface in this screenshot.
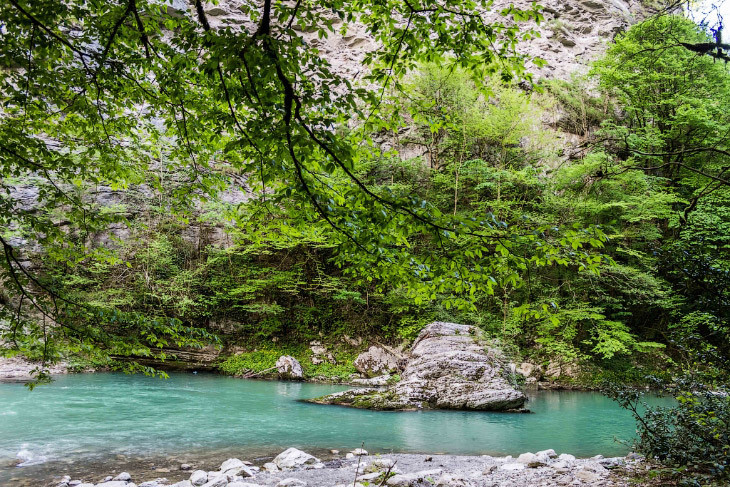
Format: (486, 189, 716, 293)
(0, 372, 668, 484)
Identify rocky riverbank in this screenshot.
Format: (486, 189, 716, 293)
(0, 356, 68, 381)
(49, 448, 646, 487)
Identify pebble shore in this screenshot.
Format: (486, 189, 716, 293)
(51, 448, 645, 487)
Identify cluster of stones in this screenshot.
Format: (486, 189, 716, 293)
(54, 449, 637, 487)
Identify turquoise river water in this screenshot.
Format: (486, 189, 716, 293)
(0, 372, 668, 485)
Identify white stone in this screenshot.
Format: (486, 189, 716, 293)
(350, 448, 368, 456)
(201, 476, 228, 487)
(536, 449, 557, 459)
(386, 469, 443, 487)
(273, 448, 320, 469)
(558, 453, 576, 462)
(190, 470, 208, 486)
(435, 473, 475, 486)
(262, 462, 280, 472)
(169, 481, 193, 487)
(516, 452, 538, 464)
(96, 482, 133, 487)
(345, 453, 355, 459)
(275, 356, 303, 379)
(220, 459, 244, 472)
(113, 473, 132, 482)
(277, 479, 307, 487)
(499, 463, 526, 471)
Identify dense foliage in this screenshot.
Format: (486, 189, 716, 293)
(0, 0, 728, 393)
(605, 375, 730, 484)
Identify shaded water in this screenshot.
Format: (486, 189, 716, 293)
(0, 372, 668, 484)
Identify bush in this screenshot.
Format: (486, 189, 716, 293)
(605, 377, 730, 483)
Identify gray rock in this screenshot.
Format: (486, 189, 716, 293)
(181, 465, 192, 471)
(68, 481, 81, 487)
(313, 322, 525, 411)
(386, 469, 443, 487)
(273, 448, 319, 469)
(190, 470, 208, 486)
(536, 449, 557, 459)
(113, 473, 132, 482)
(220, 459, 245, 472)
(201, 476, 228, 487)
(350, 448, 368, 456)
(262, 462, 280, 472)
(558, 453, 576, 462)
(276, 356, 303, 379)
(227, 483, 261, 487)
(97, 483, 136, 487)
(516, 453, 539, 464)
(499, 463, 525, 471)
(169, 481, 193, 487)
(435, 473, 475, 486)
(139, 480, 168, 487)
(277, 479, 307, 487)
(354, 346, 405, 376)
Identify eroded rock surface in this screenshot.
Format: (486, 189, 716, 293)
(275, 356, 303, 380)
(353, 346, 405, 377)
(312, 322, 526, 411)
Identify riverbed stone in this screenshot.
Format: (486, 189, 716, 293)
(273, 448, 320, 469)
(169, 481, 193, 487)
(277, 478, 307, 487)
(537, 449, 557, 459)
(263, 462, 280, 472)
(220, 459, 245, 472)
(311, 323, 525, 411)
(190, 470, 208, 486)
(276, 356, 303, 379)
(558, 454, 576, 463)
(386, 469, 443, 487)
(139, 480, 168, 487)
(435, 473, 475, 486)
(350, 448, 368, 456)
(113, 473, 132, 481)
(201, 475, 228, 487)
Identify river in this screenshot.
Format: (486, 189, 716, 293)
(0, 372, 668, 485)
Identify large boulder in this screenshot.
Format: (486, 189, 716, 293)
(353, 346, 405, 377)
(273, 448, 320, 469)
(311, 322, 526, 411)
(276, 356, 303, 379)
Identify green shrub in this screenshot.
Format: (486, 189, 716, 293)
(606, 377, 730, 483)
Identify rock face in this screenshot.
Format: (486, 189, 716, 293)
(275, 356, 303, 380)
(353, 346, 405, 377)
(312, 322, 526, 411)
